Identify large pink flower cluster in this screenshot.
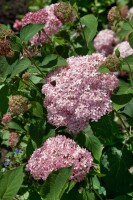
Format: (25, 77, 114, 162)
(94, 29, 118, 56)
(114, 41, 133, 58)
(42, 53, 118, 133)
(26, 135, 93, 182)
(21, 4, 62, 45)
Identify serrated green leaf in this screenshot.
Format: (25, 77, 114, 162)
(20, 24, 44, 42)
(0, 166, 24, 200)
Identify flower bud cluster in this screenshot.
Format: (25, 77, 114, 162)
(0, 27, 15, 57)
(8, 95, 31, 115)
(2, 113, 12, 124)
(104, 55, 121, 72)
(42, 53, 118, 133)
(27, 135, 93, 182)
(8, 132, 19, 147)
(54, 2, 77, 23)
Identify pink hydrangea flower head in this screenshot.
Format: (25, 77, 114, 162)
(26, 135, 93, 182)
(13, 19, 22, 31)
(21, 4, 62, 45)
(8, 132, 19, 147)
(42, 53, 119, 133)
(94, 29, 118, 56)
(2, 113, 12, 124)
(114, 41, 133, 58)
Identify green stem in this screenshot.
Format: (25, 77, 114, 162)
(92, 188, 103, 200)
(23, 47, 44, 76)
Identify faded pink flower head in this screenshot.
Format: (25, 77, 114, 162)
(94, 29, 118, 56)
(2, 113, 12, 124)
(42, 53, 118, 133)
(8, 132, 19, 147)
(26, 135, 93, 182)
(13, 19, 22, 31)
(114, 41, 133, 58)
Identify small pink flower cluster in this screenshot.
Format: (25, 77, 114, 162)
(13, 19, 22, 31)
(114, 41, 133, 58)
(8, 132, 19, 147)
(27, 135, 93, 182)
(2, 113, 12, 124)
(20, 4, 62, 45)
(42, 53, 118, 133)
(94, 29, 118, 56)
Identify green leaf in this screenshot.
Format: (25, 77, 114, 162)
(123, 98, 133, 117)
(46, 167, 72, 200)
(29, 75, 42, 84)
(31, 101, 44, 118)
(7, 122, 24, 131)
(112, 93, 133, 105)
(29, 119, 46, 147)
(84, 134, 102, 162)
(90, 113, 120, 143)
(114, 195, 131, 200)
(101, 147, 133, 195)
(20, 24, 44, 42)
(128, 32, 133, 49)
(26, 139, 36, 158)
(10, 36, 22, 52)
(11, 58, 31, 77)
(40, 54, 67, 69)
(92, 176, 100, 190)
(0, 85, 9, 115)
(0, 166, 24, 200)
(115, 48, 120, 58)
(80, 14, 98, 44)
(97, 64, 110, 73)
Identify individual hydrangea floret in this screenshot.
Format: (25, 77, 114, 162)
(8, 132, 19, 147)
(114, 41, 133, 58)
(8, 95, 31, 115)
(94, 29, 118, 56)
(2, 113, 12, 124)
(42, 53, 118, 133)
(27, 135, 93, 182)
